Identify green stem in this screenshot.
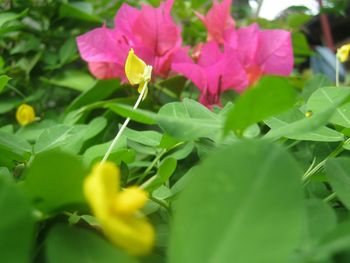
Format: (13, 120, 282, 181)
(137, 149, 167, 184)
(303, 138, 350, 182)
(149, 196, 170, 210)
(336, 57, 340, 87)
(323, 192, 337, 203)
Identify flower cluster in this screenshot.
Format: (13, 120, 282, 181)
(76, 0, 293, 108)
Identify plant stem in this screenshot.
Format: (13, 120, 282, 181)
(336, 58, 340, 87)
(137, 149, 167, 184)
(323, 192, 337, 203)
(101, 84, 147, 164)
(303, 138, 350, 182)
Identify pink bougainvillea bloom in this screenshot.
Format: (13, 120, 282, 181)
(172, 41, 248, 107)
(195, 0, 235, 44)
(224, 23, 294, 85)
(77, 0, 183, 80)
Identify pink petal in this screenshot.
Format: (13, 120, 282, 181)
(114, 4, 140, 42)
(132, 3, 181, 56)
(77, 27, 123, 62)
(256, 29, 294, 76)
(172, 62, 206, 92)
(235, 24, 259, 68)
(88, 62, 124, 80)
(198, 41, 223, 67)
(196, 0, 235, 44)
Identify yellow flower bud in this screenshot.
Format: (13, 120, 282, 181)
(124, 49, 152, 99)
(84, 161, 154, 255)
(336, 44, 350, 63)
(16, 104, 36, 126)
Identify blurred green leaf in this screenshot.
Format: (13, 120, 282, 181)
(169, 140, 304, 263)
(23, 151, 87, 213)
(0, 176, 35, 263)
(40, 70, 96, 92)
(224, 76, 297, 136)
(326, 158, 350, 210)
(46, 224, 137, 263)
(0, 75, 11, 94)
(59, 2, 102, 23)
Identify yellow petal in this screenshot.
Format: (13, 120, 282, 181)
(84, 162, 120, 219)
(101, 214, 155, 255)
(113, 186, 149, 216)
(16, 104, 36, 126)
(337, 44, 350, 62)
(125, 49, 147, 85)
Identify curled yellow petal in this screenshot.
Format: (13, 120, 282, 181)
(125, 49, 147, 85)
(83, 161, 155, 255)
(337, 44, 350, 63)
(114, 186, 149, 216)
(16, 104, 36, 126)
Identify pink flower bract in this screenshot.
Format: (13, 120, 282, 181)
(195, 0, 235, 44)
(172, 41, 248, 107)
(224, 23, 294, 85)
(76, 0, 183, 80)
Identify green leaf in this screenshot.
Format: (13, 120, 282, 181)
(325, 157, 350, 210)
(224, 76, 297, 136)
(124, 127, 162, 147)
(0, 75, 11, 94)
(23, 151, 87, 213)
(307, 87, 350, 128)
(59, 2, 102, 23)
(142, 157, 177, 192)
(156, 98, 222, 140)
(0, 176, 35, 263)
(265, 109, 344, 141)
(66, 79, 121, 112)
(0, 9, 28, 28)
(302, 75, 332, 101)
(106, 103, 156, 125)
(59, 38, 77, 65)
(0, 130, 32, 164)
(46, 224, 137, 263)
(169, 140, 304, 263)
(40, 70, 96, 92)
(265, 91, 350, 140)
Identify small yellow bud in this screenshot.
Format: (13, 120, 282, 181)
(16, 104, 36, 126)
(336, 44, 350, 63)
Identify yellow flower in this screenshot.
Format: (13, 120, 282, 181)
(84, 162, 155, 255)
(16, 104, 36, 126)
(125, 49, 152, 99)
(336, 44, 350, 62)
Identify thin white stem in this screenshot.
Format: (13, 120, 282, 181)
(336, 58, 339, 87)
(101, 83, 147, 164)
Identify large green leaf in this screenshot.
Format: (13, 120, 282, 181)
(0, 176, 35, 263)
(224, 76, 297, 136)
(325, 158, 350, 210)
(169, 140, 304, 263)
(22, 151, 87, 213)
(46, 224, 137, 263)
(307, 87, 350, 128)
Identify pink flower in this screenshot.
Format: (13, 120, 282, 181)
(224, 23, 294, 85)
(76, 0, 183, 80)
(195, 0, 235, 44)
(172, 41, 248, 107)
